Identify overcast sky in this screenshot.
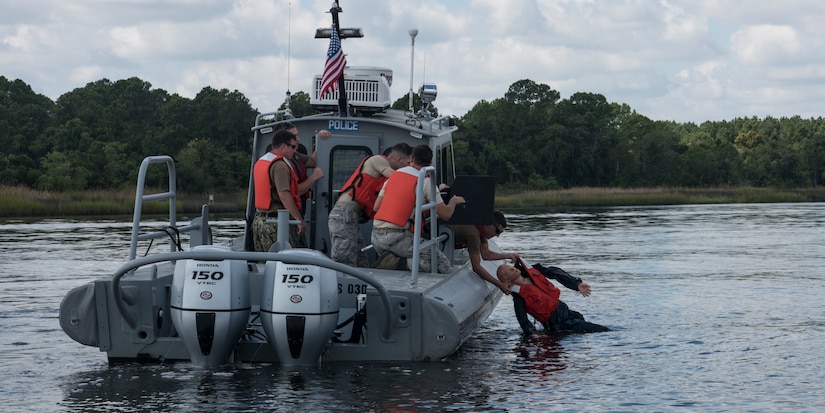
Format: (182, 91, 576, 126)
(3, 0, 825, 123)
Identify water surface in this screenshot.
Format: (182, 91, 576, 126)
(1, 203, 823, 412)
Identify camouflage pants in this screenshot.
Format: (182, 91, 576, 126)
(252, 214, 306, 252)
(371, 229, 452, 273)
(328, 202, 368, 267)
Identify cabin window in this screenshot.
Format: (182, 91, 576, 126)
(329, 146, 372, 208)
(436, 143, 456, 186)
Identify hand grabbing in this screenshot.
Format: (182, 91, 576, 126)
(316, 130, 331, 140)
(310, 167, 325, 182)
(449, 195, 466, 206)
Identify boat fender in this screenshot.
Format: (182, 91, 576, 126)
(59, 282, 99, 347)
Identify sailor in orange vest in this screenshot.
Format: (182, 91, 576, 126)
(252, 129, 307, 251)
(328, 143, 413, 267)
(497, 258, 609, 335)
(371, 144, 466, 273)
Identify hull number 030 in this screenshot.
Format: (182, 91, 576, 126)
(339, 283, 369, 294)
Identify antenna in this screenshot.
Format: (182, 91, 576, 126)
(408, 28, 418, 114)
(285, 2, 292, 112)
(422, 52, 427, 86)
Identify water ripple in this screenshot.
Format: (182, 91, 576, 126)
(2, 206, 825, 412)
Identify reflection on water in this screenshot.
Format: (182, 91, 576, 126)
(2, 203, 824, 412)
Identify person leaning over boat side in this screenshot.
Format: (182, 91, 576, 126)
(496, 260, 609, 335)
(449, 210, 519, 294)
(371, 144, 466, 273)
(328, 143, 413, 267)
(252, 129, 307, 251)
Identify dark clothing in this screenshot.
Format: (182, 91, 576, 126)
(512, 263, 609, 335)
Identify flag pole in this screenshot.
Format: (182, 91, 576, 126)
(329, 2, 348, 117)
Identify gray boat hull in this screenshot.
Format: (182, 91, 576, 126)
(60, 248, 503, 363)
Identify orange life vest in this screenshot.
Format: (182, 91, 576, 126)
(373, 166, 419, 227)
(339, 155, 388, 219)
(516, 266, 561, 323)
(253, 152, 301, 211)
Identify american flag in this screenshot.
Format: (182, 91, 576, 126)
(319, 25, 346, 98)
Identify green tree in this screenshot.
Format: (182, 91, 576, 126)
(550, 92, 616, 187)
(0, 76, 55, 158)
(611, 114, 682, 186)
(36, 151, 90, 190)
(799, 128, 825, 186)
(502, 80, 560, 189)
(391, 92, 439, 117)
(0, 153, 38, 186)
(279, 91, 313, 118)
(4, 75, 825, 195)
(83, 141, 133, 188)
(191, 87, 257, 153)
(672, 123, 727, 186)
(149, 94, 197, 156)
(176, 138, 234, 193)
(456, 99, 510, 181)
(457, 80, 561, 189)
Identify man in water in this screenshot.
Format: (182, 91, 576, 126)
(497, 260, 609, 335)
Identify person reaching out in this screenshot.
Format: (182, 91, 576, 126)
(450, 210, 519, 294)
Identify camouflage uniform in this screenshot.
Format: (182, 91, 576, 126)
(371, 228, 452, 273)
(252, 213, 306, 252)
(328, 201, 368, 267)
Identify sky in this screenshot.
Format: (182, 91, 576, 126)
(3, 0, 825, 124)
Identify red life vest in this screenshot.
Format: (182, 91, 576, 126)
(292, 155, 310, 200)
(339, 155, 388, 219)
(253, 152, 301, 211)
(373, 166, 419, 227)
(517, 266, 561, 323)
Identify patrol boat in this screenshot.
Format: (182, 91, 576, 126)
(58, 3, 505, 367)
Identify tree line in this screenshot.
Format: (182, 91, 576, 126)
(2, 75, 824, 194)
(456, 79, 825, 189)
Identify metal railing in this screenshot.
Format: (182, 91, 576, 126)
(410, 166, 449, 286)
(129, 156, 210, 261)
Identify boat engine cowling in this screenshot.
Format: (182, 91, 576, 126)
(261, 249, 340, 366)
(170, 245, 250, 367)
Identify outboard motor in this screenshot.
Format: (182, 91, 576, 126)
(170, 245, 250, 367)
(261, 249, 339, 366)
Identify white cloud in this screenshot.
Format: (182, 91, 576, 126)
(661, 1, 707, 42)
(69, 66, 105, 85)
(2, 0, 825, 122)
(731, 25, 801, 65)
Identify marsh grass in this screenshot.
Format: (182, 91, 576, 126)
(2, 185, 823, 218)
(0, 185, 246, 218)
(495, 186, 825, 209)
